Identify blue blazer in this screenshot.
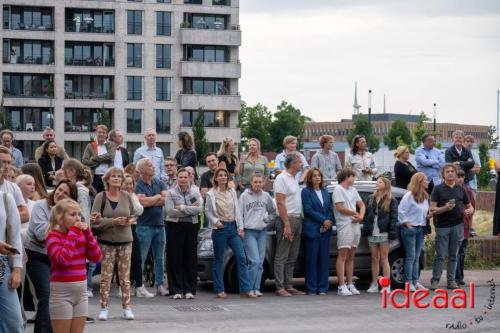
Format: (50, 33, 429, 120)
(301, 187, 334, 238)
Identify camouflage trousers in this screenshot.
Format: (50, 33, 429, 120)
(99, 243, 132, 309)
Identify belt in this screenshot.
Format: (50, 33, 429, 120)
(288, 214, 301, 218)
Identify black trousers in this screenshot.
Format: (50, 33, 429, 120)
(26, 249, 52, 333)
(92, 174, 104, 194)
(455, 238, 468, 283)
(130, 225, 143, 287)
(166, 222, 198, 295)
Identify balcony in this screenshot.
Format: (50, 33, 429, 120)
(65, 57, 114, 67)
(64, 91, 113, 100)
(181, 60, 240, 78)
(180, 25, 241, 46)
(180, 93, 241, 110)
(3, 55, 54, 65)
(65, 19, 114, 33)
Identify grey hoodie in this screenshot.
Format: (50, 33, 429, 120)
(237, 189, 276, 231)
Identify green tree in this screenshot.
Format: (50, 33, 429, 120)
(477, 143, 490, 188)
(411, 112, 430, 153)
(268, 101, 311, 152)
(239, 101, 273, 151)
(192, 111, 208, 164)
(347, 114, 380, 153)
(385, 119, 413, 150)
(487, 125, 499, 149)
(97, 104, 111, 129)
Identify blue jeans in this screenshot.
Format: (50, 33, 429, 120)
(212, 222, 251, 294)
(86, 262, 96, 291)
(243, 229, 267, 292)
(400, 226, 425, 284)
(0, 257, 23, 333)
(432, 224, 463, 283)
(26, 249, 52, 333)
(136, 225, 165, 286)
(304, 234, 331, 294)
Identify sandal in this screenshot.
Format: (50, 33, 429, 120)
(216, 292, 227, 299)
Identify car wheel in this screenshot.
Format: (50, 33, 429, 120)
(224, 259, 239, 293)
(389, 250, 405, 289)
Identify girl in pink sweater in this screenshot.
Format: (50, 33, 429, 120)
(46, 198, 102, 333)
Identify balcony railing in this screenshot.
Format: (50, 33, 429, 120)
(65, 19, 114, 33)
(181, 22, 239, 30)
(3, 56, 54, 65)
(65, 57, 114, 67)
(6, 22, 54, 31)
(2, 90, 53, 98)
(64, 91, 113, 99)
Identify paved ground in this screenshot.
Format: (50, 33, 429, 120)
(26, 271, 500, 333)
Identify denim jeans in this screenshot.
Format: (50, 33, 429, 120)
(432, 223, 463, 283)
(136, 225, 165, 286)
(400, 226, 425, 284)
(86, 262, 96, 291)
(0, 257, 23, 333)
(26, 249, 53, 333)
(212, 222, 251, 294)
(304, 233, 331, 294)
(243, 229, 267, 292)
(455, 238, 468, 283)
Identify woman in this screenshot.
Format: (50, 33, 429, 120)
(394, 145, 417, 189)
(25, 179, 78, 333)
(345, 135, 377, 181)
(239, 138, 269, 190)
(124, 164, 140, 182)
(91, 167, 136, 321)
(7, 166, 22, 182)
(239, 173, 276, 296)
(275, 135, 309, 182)
(398, 172, 430, 291)
(38, 140, 64, 187)
(175, 131, 197, 178)
(165, 168, 202, 299)
(301, 168, 334, 295)
(363, 176, 398, 294)
(16, 175, 37, 219)
(185, 166, 197, 187)
(205, 168, 256, 299)
(21, 163, 48, 200)
(217, 137, 239, 187)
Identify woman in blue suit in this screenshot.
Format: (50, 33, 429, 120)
(302, 167, 334, 295)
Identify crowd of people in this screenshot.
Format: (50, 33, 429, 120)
(0, 125, 493, 333)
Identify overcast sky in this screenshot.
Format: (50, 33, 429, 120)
(239, 0, 500, 126)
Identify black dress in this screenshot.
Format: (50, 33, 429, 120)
(394, 160, 417, 189)
(493, 171, 500, 236)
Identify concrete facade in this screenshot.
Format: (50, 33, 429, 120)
(1, 0, 241, 161)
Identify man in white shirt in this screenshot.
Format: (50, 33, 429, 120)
(109, 129, 129, 169)
(273, 152, 306, 297)
(82, 125, 115, 193)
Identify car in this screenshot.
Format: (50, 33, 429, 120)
(197, 181, 425, 292)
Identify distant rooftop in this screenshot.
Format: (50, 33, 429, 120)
(350, 113, 421, 122)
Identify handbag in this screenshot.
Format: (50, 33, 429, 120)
(91, 192, 107, 236)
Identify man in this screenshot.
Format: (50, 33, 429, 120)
(82, 125, 115, 193)
(164, 157, 177, 190)
(199, 152, 218, 198)
(310, 135, 342, 181)
(333, 168, 366, 296)
(415, 133, 445, 194)
(133, 128, 166, 181)
(0, 146, 29, 223)
(109, 129, 129, 169)
(463, 135, 481, 198)
(0, 130, 23, 167)
(135, 158, 169, 296)
(273, 152, 306, 297)
(34, 127, 69, 161)
(430, 163, 474, 290)
(445, 130, 475, 186)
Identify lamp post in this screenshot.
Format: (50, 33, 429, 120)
(433, 103, 437, 133)
(367, 90, 372, 147)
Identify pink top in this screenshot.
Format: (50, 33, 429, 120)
(46, 226, 102, 283)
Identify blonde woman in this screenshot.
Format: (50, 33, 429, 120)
(217, 137, 239, 187)
(363, 176, 398, 293)
(398, 172, 430, 291)
(239, 138, 269, 190)
(394, 146, 417, 189)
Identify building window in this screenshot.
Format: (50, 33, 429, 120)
(64, 141, 87, 161)
(127, 43, 142, 68)
(213, 0, 230, 5)
(184, 45, 228, 62)
(156, 44, 171, 69)
(127, 10, 142, 35)
(4, 107, 52, 131)
(182, 110, 229, 127)
(157, 0, 172, 3)
(156, 77, 172, 101)
(3, 39, 54, 65)
(65, 8, 114, 33)
(185, 0, 202, 4)
(126, 142, 142, 158)
(64, 75, 113, 99)
(64, 108, 113, 132)
(156, 11, 171, 36)
(156, 109, 171, 134)
(3, 6, 54, 31)
(127, 109, 142, 133)
(65, 41, 113, 66)
(183, 78, 229, 95)
(127, 76, 142, 100)
(3, 73, 53, 98)
(157, 142, 171, 157)
(184, 13, 228, 29)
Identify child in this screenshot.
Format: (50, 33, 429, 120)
(455, 170, 475, 286)
(333, 168, 366, 296)
(46, 198, 101, 333)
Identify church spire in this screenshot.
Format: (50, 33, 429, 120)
(353, 82, 361, 114)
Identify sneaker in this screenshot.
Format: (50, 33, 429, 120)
(254, 290, 263, 297)
(447, 281, 460, 290)
(318, 292, 327, 296)
(185, 293, 195, 300)
(337, 284, 353, 296)
(98, 309, 108, 321)
(380, 285, 391, 294)
(172, 293, 183, 300)
(409, 283, 416, 292)
(87, 289, 94, 298)
(85, 317, 95, 324)
(122, 308, 134, 320)
(157, 285, 169, 296)
(347, 283, 360, 295)
(429, 279, 439, 290)
(136, 285, 154, 298)
(367, 282, 379, 293)
(457, 280, 466, 287)
(414, 282, 428, 290)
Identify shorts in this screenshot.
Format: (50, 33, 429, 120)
(337, 222, 361, 249)
(49, 281, 88, 320)
(368, 234, 389, 245)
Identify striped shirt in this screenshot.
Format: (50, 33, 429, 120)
(46, 226, 102, 283)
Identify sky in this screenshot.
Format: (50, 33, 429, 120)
(239, 0, 500, 126)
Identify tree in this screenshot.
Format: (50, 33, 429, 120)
(385, 119, 413, 150)
(239, 102, 273, 151)
(487, 125, 499, 149)
(268, 101, 311, 152)
(192, 111, 208, 164)
(410, 112, 430, 153)
(347, 113, 380, 153)
(477, 143, 490, 188)
(97, 103, 111, 129)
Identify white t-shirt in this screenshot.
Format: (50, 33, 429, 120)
(0, 180, 27, 207)
(95, 144, 109, 175)
(315, 189, 324, 205)
(274, 171, 302, 215)
(332, 185, 361, 227)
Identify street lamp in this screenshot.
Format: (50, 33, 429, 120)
(367, 90, 372, 147)
(433, 103, 437, 133)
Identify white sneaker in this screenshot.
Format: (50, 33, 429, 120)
(185, 293, 195, 299)
(409, 283, 416, 292)
(87, 289, 94, 298)
(122, 308, 135, 320)
(254, 290, 263, 297)
(347, 283, 360, 295)
(172, 293, 183, 300)
(136, 285, 154, 298)
(98, 309, 108, 321)
(337, 284, 353, 296)
(157, 285, 169, 296)
(367, 282, 379, 293)
(380, 285, 391, 294)
(414, 282, 428, 291)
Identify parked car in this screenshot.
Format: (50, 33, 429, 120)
(197, 181, 425, 292)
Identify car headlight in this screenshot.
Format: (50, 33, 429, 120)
(199, 239, 213, 253)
